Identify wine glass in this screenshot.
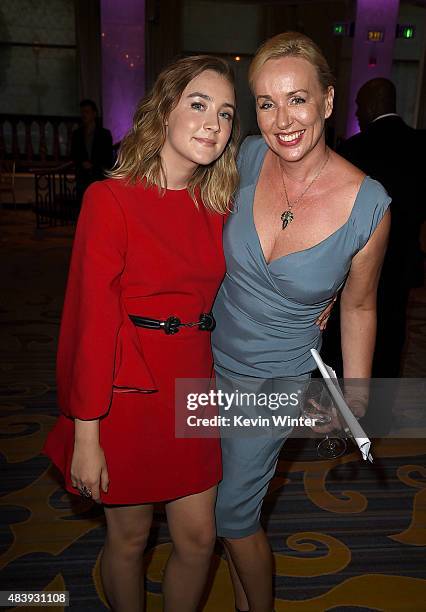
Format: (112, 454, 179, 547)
(303, 380, 347, 459)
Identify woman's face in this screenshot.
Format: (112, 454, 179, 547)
(253, 56, 333, 163)
(162, 70, 235, 171)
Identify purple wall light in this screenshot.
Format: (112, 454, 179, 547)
(100, 0, 145, 144)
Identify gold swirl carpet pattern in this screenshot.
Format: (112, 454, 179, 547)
(1, 210, 425, 611)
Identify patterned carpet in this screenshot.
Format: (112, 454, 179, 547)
(1, 210, 425, 611)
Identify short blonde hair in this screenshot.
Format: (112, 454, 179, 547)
(110, 56, 240, 214)
(249, 31, 335, 93)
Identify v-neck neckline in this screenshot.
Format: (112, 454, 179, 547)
(248, 146, 368, 267)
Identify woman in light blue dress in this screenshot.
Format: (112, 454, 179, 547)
(212, 32, 390, 612)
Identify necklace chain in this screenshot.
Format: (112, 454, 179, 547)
(279, 149, 330, 230)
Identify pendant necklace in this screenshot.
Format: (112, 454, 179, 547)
(279, 149, 330, 230)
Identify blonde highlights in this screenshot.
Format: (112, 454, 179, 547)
(110, 55, 239, 214)
(249, 31, 335, 93)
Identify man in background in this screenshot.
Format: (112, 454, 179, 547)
(71, 99, 113, 203)
(324, 78, 425, 380)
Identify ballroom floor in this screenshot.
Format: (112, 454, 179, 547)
(1, 209, 425, 611)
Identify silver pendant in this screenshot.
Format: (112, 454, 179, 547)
(281, 209, 294, 230)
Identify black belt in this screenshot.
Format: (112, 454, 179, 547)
(128, 312, 216, 335)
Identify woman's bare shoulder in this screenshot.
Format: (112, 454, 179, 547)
(327, 150, 366, 196)
(321, 151, 367, 222)
(330, 150, 365, 185)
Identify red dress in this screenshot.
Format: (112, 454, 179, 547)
(43, 179, 224, 504)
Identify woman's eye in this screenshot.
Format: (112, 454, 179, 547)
(220, 111, 233, 121)
(290, 97, 306, 105)
(259, 102, 273, 110)
(191, 102, 205, 111)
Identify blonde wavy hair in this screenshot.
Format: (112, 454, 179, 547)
(110, 55, 240, 214)
(249, 31, 335, 93)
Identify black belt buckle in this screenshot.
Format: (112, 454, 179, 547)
(163, 316, 181, 334)
(199, 312, 216, 331)
(128, 313, 215, 334)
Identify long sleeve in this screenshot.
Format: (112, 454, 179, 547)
(56, 181, 154, 420)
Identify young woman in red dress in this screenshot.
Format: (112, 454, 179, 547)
(43, 56, 239, 611)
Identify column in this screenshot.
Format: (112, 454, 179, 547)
(100, 0, 145, 143)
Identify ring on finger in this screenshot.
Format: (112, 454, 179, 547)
(79, 485, 92, 498)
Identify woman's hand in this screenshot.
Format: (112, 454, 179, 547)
(71, 419, 109, 503)
(315, 295, 337, 331)
(306, 397, 342, 434)
(307, 397, 367, 434)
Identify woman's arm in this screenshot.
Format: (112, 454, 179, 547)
(57, 181, 127, 420)
(340, 209, 390, 413)
(58, 181, 127, 499)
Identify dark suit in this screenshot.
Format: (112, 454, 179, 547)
(71, 125, 114, 201)
(323, 115, 425, 378)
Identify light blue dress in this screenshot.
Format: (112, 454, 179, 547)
(212, 136, 391, 538)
